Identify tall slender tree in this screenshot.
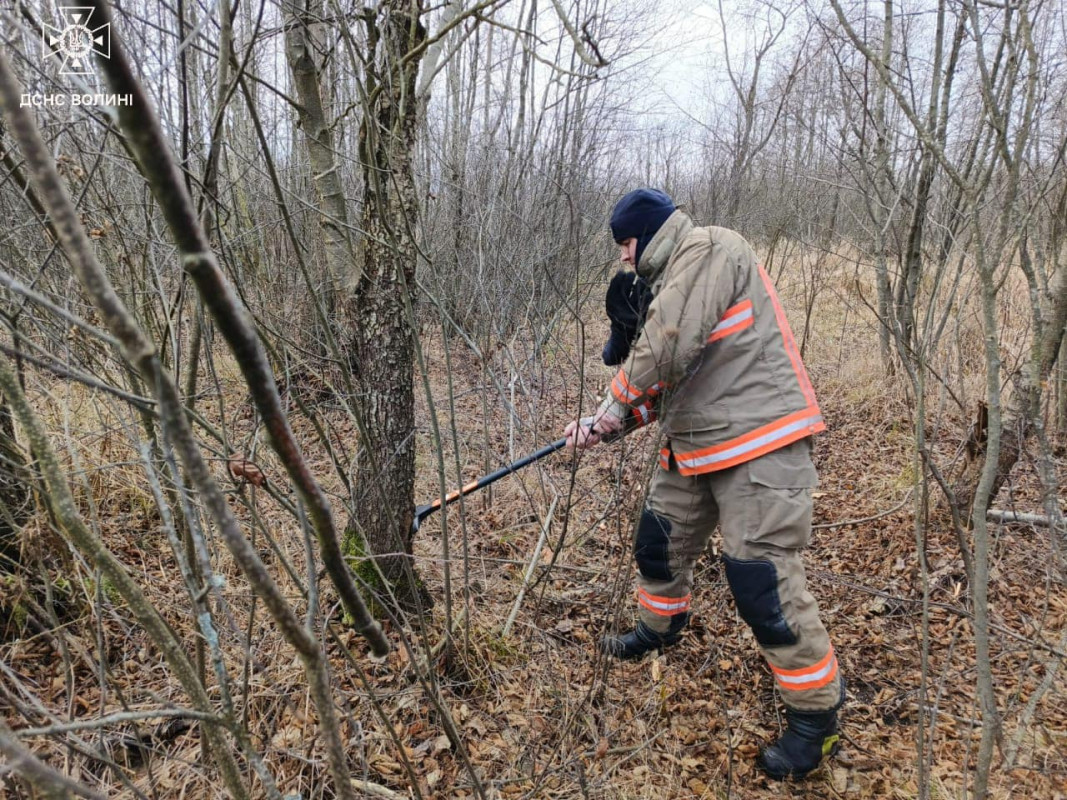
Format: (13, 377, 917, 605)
(343, 0, 430, 609)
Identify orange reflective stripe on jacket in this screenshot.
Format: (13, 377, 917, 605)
(707, 299, 754, 343)
(759, 265, 818, 409)
(770, 646, 839, 692)
(664, 407, 825, 475)
(611, 370, 666, 406)
(611, 370, 641, 403)
(633, 402, 656, 427)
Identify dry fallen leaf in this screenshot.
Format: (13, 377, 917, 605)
(228, 457, 265, 487)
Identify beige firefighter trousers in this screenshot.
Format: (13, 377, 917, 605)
(634, 437, 842, 711)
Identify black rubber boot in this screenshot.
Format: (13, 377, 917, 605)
(599, 613, 688, 660)
(758, 681, 845, 780)
(757, 706, 839, 779)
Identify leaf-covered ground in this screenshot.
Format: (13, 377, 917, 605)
(389, 339, 1067, 799)
(3, 263, 1065, 799)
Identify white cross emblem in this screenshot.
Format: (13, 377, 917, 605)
(43, 6, 110, 75)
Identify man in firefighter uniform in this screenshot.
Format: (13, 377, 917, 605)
(565, 188, 845, 780)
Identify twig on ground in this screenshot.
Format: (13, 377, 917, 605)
(1005, 626, 1067, 767)
(813, 489, 913, 529)
(0, 719, 107, 800)
(987, 510, 1064, 528)
(350, 780, 411, 799)
(814, 571, 1067, 658)
(18, 709, 222, 738)
(503, 494, 559, 636)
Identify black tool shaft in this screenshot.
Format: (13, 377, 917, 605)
(414, 437, 567, 528)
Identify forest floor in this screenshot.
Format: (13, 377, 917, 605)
(3, 259, 1066, 799)
(385, 281, 1067, 800)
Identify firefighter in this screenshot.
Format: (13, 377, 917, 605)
(565, 188, 845, 780)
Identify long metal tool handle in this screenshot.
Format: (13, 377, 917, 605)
(413, 437, 567, 529)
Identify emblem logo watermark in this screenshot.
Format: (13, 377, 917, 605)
(22, 6, 129, 107)
(42, 6, 110, 75)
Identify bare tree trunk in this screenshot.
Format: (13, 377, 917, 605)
(971, 241, 1003, 800)
(950, 4, 1061, 524)
(0, 389, 30, 575)
(344, 1, 430, 611)
(897, 9, 964, 354)
(284, 0, 359, 295)
(956, 252, 1067, 515)
(871, 0, 896, 371)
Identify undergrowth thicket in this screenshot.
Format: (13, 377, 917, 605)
(3, 248, 1064, 799)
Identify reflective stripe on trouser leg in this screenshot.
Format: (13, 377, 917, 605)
(635, 466, 718, 635)
(709, 440, 843, 711)
(758, 555, 841, 708)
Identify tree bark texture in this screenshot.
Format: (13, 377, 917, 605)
(345, 1, 428, 608)
(954, 174, 1067, 522)
(0, 393, 30, 571)
(284, 0, 359, 294)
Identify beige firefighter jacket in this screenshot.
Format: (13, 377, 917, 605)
(598, 210, 824, 474)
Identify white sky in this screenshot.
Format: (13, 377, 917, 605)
(614, 0, 753, 129)
(655, 1, 727, 110)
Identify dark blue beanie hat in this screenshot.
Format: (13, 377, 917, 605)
(610, 189, 676, 269)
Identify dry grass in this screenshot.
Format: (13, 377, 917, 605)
(2, 245, 1065, 799)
